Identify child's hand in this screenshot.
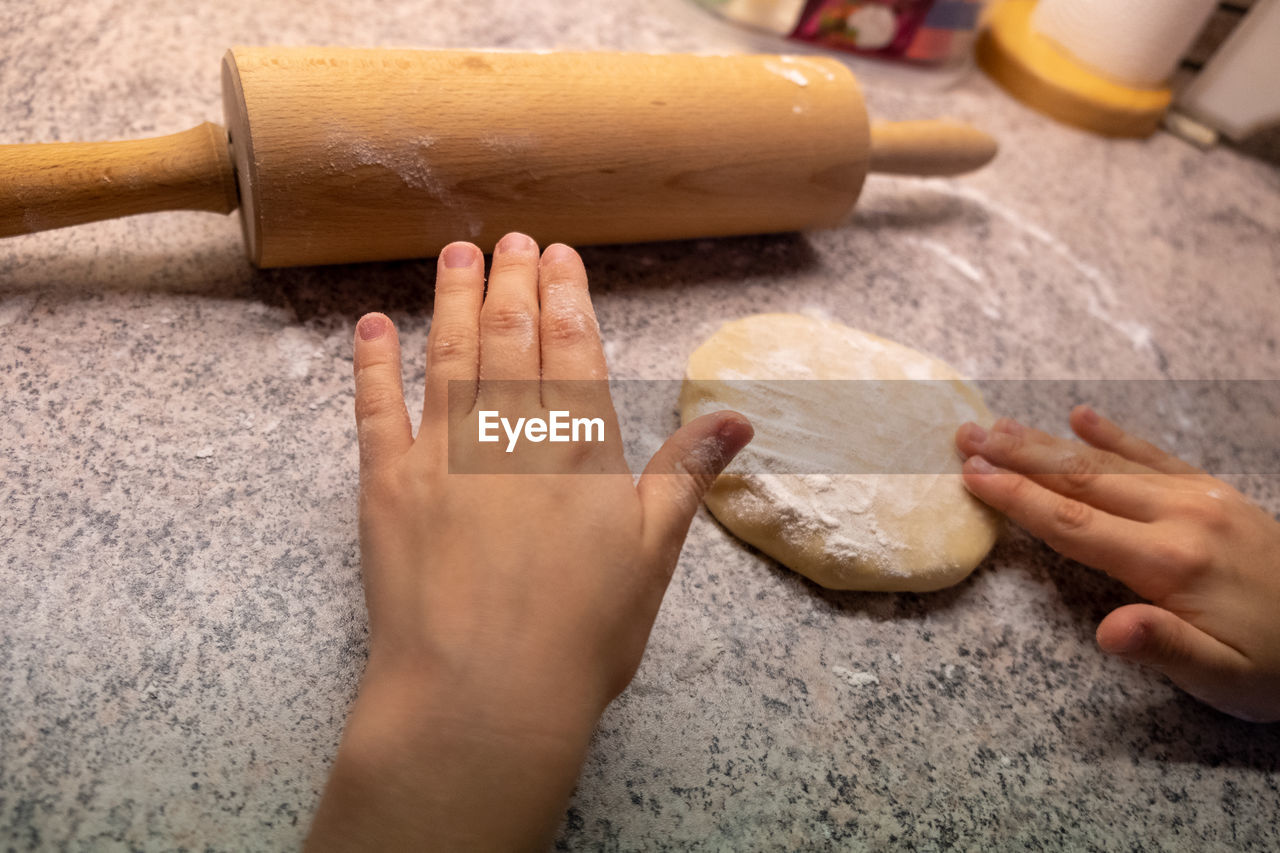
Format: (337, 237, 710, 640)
(306, 234, 752, 850)
(956, 406, 1280, 723)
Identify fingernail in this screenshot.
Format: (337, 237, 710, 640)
(718, 414, 754, 452)
(541, 243, 577, 265)
(993, 418, 1025, 436)
(968, 455, 996, 474)
(963, 422, 987, 445)
(1111, 622, 1146, 656)
(695, 415, 754, 474)
(357, 313, 389, 341)
(441, 242, 477, 269)
(1078, 405, 1100, 426)
(496, 232, 536, 254)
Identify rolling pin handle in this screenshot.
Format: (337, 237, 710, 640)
(867, 120, 999, 177)
(0, 122, 238, 238)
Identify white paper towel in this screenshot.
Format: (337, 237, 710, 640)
(1031, 0, 1218, 87)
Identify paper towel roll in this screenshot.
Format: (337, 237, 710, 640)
(1031, 0, 1218, 87)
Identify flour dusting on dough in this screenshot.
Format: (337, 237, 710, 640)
(681, 313, 999, 592)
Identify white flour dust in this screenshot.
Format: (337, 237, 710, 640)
(932, 183, 1155, 354)
(683, 314, 999, 590)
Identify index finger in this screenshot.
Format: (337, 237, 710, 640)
(955, 418, 1167, 522)
(961, 454, 1165, 594)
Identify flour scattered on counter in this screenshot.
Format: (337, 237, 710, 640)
(602, 337, 622, 371)
(0, 295, 35, 327)
(799, 303, 836, 322)
(909, 236, 1003, 321)
(193, 446, 215, 459)
(308, 393, 339, 411)
(277, 327, 322, 379)
(914, 237, 983, 285)
(833, 666, 879, 687)
(247, 302, 291, 322)
(930, 182, 1154, 356)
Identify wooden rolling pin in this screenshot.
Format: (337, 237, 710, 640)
(0, 48, 997, 268)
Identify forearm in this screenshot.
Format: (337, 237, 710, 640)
(306, 674, 599, 851)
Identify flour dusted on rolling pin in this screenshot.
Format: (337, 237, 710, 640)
(680, 314, 999, 592)
(1, 49, 995, 258)
(220, 48, 873, 268)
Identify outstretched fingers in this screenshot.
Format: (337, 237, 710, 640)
(955, 417, 1166, 521)
(1071, 405, 1202, 475)
(960, 455, 1161, 592)
(538, 243, 610, 411)
(353, 313, 413, 472)
(478, 232, 542, 411)
(424, 242, 484, 425)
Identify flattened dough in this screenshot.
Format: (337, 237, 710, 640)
(680, 313, 999, 592)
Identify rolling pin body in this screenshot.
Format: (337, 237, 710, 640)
(0, 48, 997, 267)
(223, 48, 870, 267)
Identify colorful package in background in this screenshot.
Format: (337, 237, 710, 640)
(695, 0, 985, 65)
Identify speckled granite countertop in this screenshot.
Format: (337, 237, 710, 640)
(2, 1, 1278, 849)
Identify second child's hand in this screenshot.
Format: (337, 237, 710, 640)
(957, 407, 1280, 723)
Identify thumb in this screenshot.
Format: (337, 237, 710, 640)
(1097, 603, 1255, 717)
(637, 410, 753, 563)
